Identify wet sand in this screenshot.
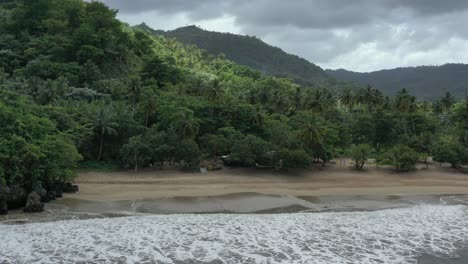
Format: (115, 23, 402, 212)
(2, 193, 467, 225)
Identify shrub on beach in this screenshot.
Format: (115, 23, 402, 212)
(382, 145, 419, 171)
(346, 144, 372, 170)
(432, 136, 468, 168)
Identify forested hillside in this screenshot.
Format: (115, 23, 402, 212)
(0, 0, 467, 214)
(327, 64, 468, 99)
(137, 23, 331, 86)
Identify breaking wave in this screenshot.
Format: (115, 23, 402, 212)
(1, 205, 468, 264)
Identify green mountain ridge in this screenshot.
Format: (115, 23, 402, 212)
(136, 23, 331, 86)
(327, 64, 468, 99)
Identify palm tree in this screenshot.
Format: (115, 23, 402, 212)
(418, 101, 433, 113)
(340, 88, 354, 111)
(112, 101, 137, 140)
(205, 79, 223, 101)
(304, 89, 328, 113)
(205, 79, 224, 119)
(89, 103, 118, 161)
(171, 109, 200, 140)
(433, 100, 443, 114)
(257, 87, 270, 106)
(382, 96, 392, 110)
(140, 88, 158, 127)
(394, 89, 417, 134)
(249, 105, 265, 130)
(356, 85, 382, 112)
(128, 76, 141, 110)
(270, 88, 291, 113)
(440, 92, 455, 112)
(323, 89, 337, 110)
(292, 86, 303, 111)
(297, 122, 323, 148)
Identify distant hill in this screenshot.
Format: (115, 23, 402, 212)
(137, 23, 331, 86)
(326, 64, 468, 99)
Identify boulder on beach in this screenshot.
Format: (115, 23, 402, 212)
(0, 200, 7, 215)
(34, 183, 49, 203)
(23, 192, 44, 213)
(62, 182, 79, 193)
(47, 190, 57, 201)
(53, 182, 63, 198)
(0, 185, 9, 215)
(0, 185, 9, 200)
(7, 185, 27, 210)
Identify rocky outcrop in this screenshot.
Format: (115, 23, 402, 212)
(34, 181, 69, 202)
(23, 192, 44, 213)
(51, 182, 63, 198)
(47, 190, 57, 201)
(34, 183, 49, 203)
(62, 182, 79, 193)
(0, 181, 78, 215)
(0, 200, 7, 215)
(0, 185, 9, 215)
(7, 185, 27, 209)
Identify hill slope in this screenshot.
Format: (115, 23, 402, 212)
(137, 23, 330, 86)
(327, 64, 468, 99)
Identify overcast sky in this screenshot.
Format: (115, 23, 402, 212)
(99, 0, 468, 72)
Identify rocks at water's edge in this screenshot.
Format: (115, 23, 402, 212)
(47, 190, 57, 201)
(0, 200, 7, 215)
(0, 181, 78, 215)
(34, 183, 49, 203)
(23, 192, 44, 213)
(7, 185, 27, 209)
(0, 185, 10, 215)
(62, 182, 79, 193)
(53, 182, 63, 198)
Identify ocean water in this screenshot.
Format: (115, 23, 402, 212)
(1, 205, 468, 264)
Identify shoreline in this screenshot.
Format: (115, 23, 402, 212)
(2, 162, 468, 224)
(1, 193, 467, 225)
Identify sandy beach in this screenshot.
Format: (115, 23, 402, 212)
(73, 161, 468, 201)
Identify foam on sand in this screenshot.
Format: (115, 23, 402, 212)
(1, 205, 468, 263)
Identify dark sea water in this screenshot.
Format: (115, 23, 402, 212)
(418, 248, 468, 263)
(1, 204, 468, 264)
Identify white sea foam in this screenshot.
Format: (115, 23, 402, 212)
(1, 205, 468, 264)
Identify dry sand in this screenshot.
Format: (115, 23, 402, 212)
(72, 161, 468, 201)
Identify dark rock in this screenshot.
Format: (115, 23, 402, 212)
(0, 185, 9, 215)
(0, 185, 9, 200)
(47, 190, 57, 201)
(34, 183, 49, 203)
(53, 182, 63, 198)
(0, 200, 7, 215)
(7, 185, 27, 209)
(62, 182, 79, 193)
(23, 192, 44, 213)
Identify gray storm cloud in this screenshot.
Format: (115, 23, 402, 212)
(100, 0, 468, 72)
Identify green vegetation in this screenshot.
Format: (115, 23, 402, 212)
(0, 0, 467, 212)
(346, 144, 372, 170)
(381, 145, 420, 171)
(138, 24, 331, 86)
